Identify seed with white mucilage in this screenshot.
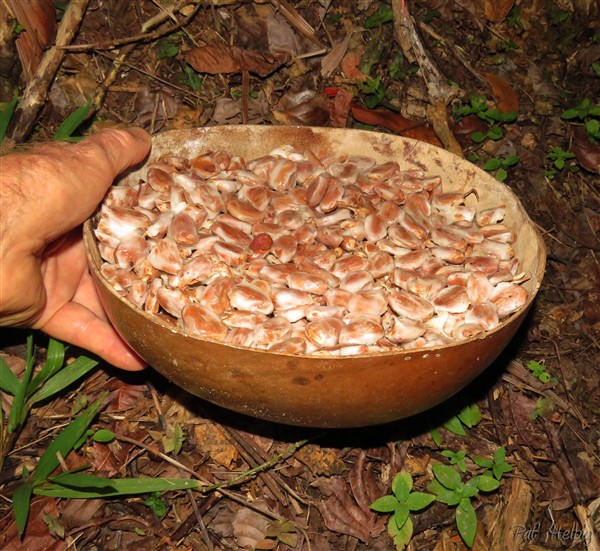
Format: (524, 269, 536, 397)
(95, 144, 530, 354)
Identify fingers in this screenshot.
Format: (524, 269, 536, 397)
(41, 302, 148, 371)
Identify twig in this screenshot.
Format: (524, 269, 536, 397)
(91, 0, 202, 116)
(60, 0, 202, 52)
(391, 0, 463, 156)
(8, 0, 90, 143)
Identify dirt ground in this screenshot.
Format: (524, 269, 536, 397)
(0, 0, 599, 550)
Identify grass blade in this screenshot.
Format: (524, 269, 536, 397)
(27, 338, 66, 395)
(0, 97, 18, 145)
(12, 483, 33, 538)
(53, 99, 92, 141)
(0, 355, 20, 395)
(35, 476, 202, 498)
(8, 336, 35, 433)
(32, 392, 107, 485)
(29, 356, 98, 406)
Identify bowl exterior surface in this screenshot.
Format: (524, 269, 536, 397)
(85, 126, 546, 427)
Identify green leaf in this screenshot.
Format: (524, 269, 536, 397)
(53, 100, 92, 141)
(496, 167, 508, 181)
(26, 338, 65, 394)
(471, 455, 493, 469)
(483, 158, 502, 171)
(371, 495, 400, 513)
(393, 502, 410, 530)
(433, 463, 462, 490)
(29, 356, 98, 406)
(93, 429, 116, 443)
(13, 483, 33, 537)
(364, 7, 393, 28)
(8, 335, 35, 433)
(32, 392, 107, 485)
(0, 354, 20, 395)
(471, 131, 486, 143)
(456, 499, 477, 547)
(493, 462, 513, 479)
(504, 155, 520, 167)
(49, 472, 114, 488)
(406, 492, 436, 511)
(443, 415, 467, 436)
(458, 404, 481, 427)
(493, 447, 506, 463)
(156, 40, 179, 60)
(35, 476, 201, 498)
(459, 482, 479, 498)
(0, 96, 18, 145)
(392, 471, 413, 502)
(433, 489, 461, 506)
(561, 108, 579, 120)
(144, 492, 167, 517)
(392, 515, 413, 550)
(477, 475, 500, 492)
(487, 127, 503, 140)
(430, 428, 442, 447)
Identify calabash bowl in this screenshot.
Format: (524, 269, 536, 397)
(83, 126, 546, 428)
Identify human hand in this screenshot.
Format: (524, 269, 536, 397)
(0, 128, 151, 370)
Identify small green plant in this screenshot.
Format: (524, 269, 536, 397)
(389, 51, 419, 81)
(144, 492, 168, 517)
(441, 450, 467, 473)
(431, 403, 482, 446)
(0, 336, 98, 469)
(364, 7, 393, 28)
(155, 37, 180, 60)
(472, 446, 513, 480)
(561, 98, 600, 142)
(506, 6, 524, 29)
(545, 146, 577, 179)
(359, 76, 390, 109)
(526, 360, 558, 384)
(428, 463, 500, 547)
(593, 62, 600, 78)
(53, 99, 93, 142)
(176, 65, 203, 91)
(0, 96, 18, 145)
(483, 155, 520, 182)
(453, 95, 517, 143)
(371, 471, 436, 550)
(12, 396, 200, 537)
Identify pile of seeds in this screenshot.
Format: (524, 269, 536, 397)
(94, 145, 529, 355)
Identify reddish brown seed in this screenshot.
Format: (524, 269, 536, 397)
(181, 303, 229, 340)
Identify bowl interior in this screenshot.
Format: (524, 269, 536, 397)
(85, 126, 546, 427)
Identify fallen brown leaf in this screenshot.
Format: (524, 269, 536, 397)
(321, 33, 353, 77)
(317, 477, 375, 543)
(341, 50, 367, 81)
(572, 127, 600, 174)
(484, 72, 519, 113)
(105, 379, 147, 412)
(194, 423, 239, 468)
(484, 0, 515, 23)
(185, 42, 286, 76)
(351, 105, 443, 147)
(274, 89, 330, 126)
(328, 89, 354, 128)
(295, 444, 346, 476)
(7, 0, 56, 80)
(0, 497, 65, 551)
(232, 505, 270, 549)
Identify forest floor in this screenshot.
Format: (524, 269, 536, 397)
(0, 0, 599, 550)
